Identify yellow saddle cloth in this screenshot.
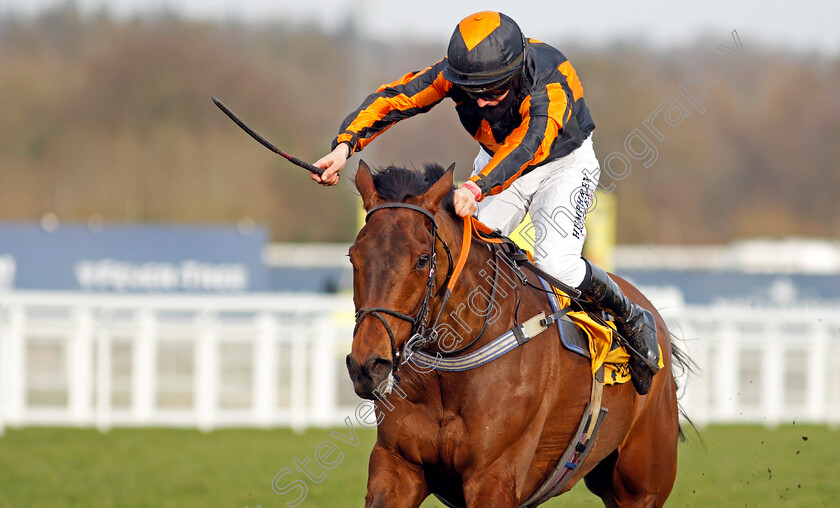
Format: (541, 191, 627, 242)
(552, 288, 663, 386)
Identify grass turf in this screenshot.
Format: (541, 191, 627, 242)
(0, 424, 836, 507)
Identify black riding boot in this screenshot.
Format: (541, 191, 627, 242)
(578, 260, 661, 395)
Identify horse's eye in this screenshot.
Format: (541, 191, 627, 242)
(415, 254, 430, 270)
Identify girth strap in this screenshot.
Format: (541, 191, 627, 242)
(521, 365, 608, 507)
(429, 366, 610, 508)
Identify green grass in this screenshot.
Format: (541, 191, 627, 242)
(0, 425, 836, 507)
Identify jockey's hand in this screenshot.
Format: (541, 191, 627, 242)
(453, 185, 478, 218)
(313, 143, 350, 186)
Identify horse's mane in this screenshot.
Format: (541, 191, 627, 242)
(362, 163, 457, 216)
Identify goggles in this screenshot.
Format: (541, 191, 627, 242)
(458, 72, 517, 101)
(460, 84, 511, 101)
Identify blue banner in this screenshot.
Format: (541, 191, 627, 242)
(0, 222, 268, 292)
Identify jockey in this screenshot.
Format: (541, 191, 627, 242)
(314, 11, 660, 395)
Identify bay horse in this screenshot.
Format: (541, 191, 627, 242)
(347, 161, 686, 507)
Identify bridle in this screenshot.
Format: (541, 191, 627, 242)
(353, 203, 460, 378)
(353, 201, 517, 385)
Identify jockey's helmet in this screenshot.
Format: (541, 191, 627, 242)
(443, 11, 526, 93)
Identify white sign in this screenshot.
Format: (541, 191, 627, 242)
(74, 259, 249, 292)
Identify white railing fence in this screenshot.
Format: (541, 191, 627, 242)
(1, 291, 839, 435)
(659, 304, 840, 428)
(0, 292, 359, 436)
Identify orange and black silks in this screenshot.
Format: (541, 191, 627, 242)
(331, 40, 595, 199)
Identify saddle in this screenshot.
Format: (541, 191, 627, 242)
(541, 277, 631, 385)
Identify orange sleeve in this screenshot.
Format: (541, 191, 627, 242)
(469, 85, 568, 198)
(332, 60, 453, 153)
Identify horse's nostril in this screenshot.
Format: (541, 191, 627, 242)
(371, 359, 392, 378)
(365, 356, 393, 380)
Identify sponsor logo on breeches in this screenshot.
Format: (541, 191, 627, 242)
(572, 176, 595, 240)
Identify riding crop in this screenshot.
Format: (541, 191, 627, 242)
(211, 96, 324, 176)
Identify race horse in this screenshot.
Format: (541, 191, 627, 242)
(347, 161, 687, 507)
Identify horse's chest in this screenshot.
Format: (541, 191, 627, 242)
(435, 411, 510, 470)
(427, 413, 467, 469)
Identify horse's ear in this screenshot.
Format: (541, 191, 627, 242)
(417, 163, 455, 212)
(354, 160, 382, 210)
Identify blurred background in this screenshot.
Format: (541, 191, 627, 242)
(1, 1, 839, 507)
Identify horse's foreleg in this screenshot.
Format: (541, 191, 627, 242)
(365, 444, 427, 508)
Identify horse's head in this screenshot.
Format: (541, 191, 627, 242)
(347, 160, 456, 399)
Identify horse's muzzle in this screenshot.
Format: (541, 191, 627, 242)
(346, 354, 393, 400)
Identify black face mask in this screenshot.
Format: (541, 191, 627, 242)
(479, 75, 521, 125)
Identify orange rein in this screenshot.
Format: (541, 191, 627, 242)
(445, 216, 506, 294)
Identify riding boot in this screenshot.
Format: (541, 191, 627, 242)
(577, 260, 661, 395)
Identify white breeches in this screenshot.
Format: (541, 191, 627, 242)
(471, 137, 600, 288)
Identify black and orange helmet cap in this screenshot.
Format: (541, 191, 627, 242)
(443, 11, 525, 87)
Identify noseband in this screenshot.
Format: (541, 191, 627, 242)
(353, 203, 454, 378)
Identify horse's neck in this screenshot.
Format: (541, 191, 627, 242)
(427, 218, 519, 355)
